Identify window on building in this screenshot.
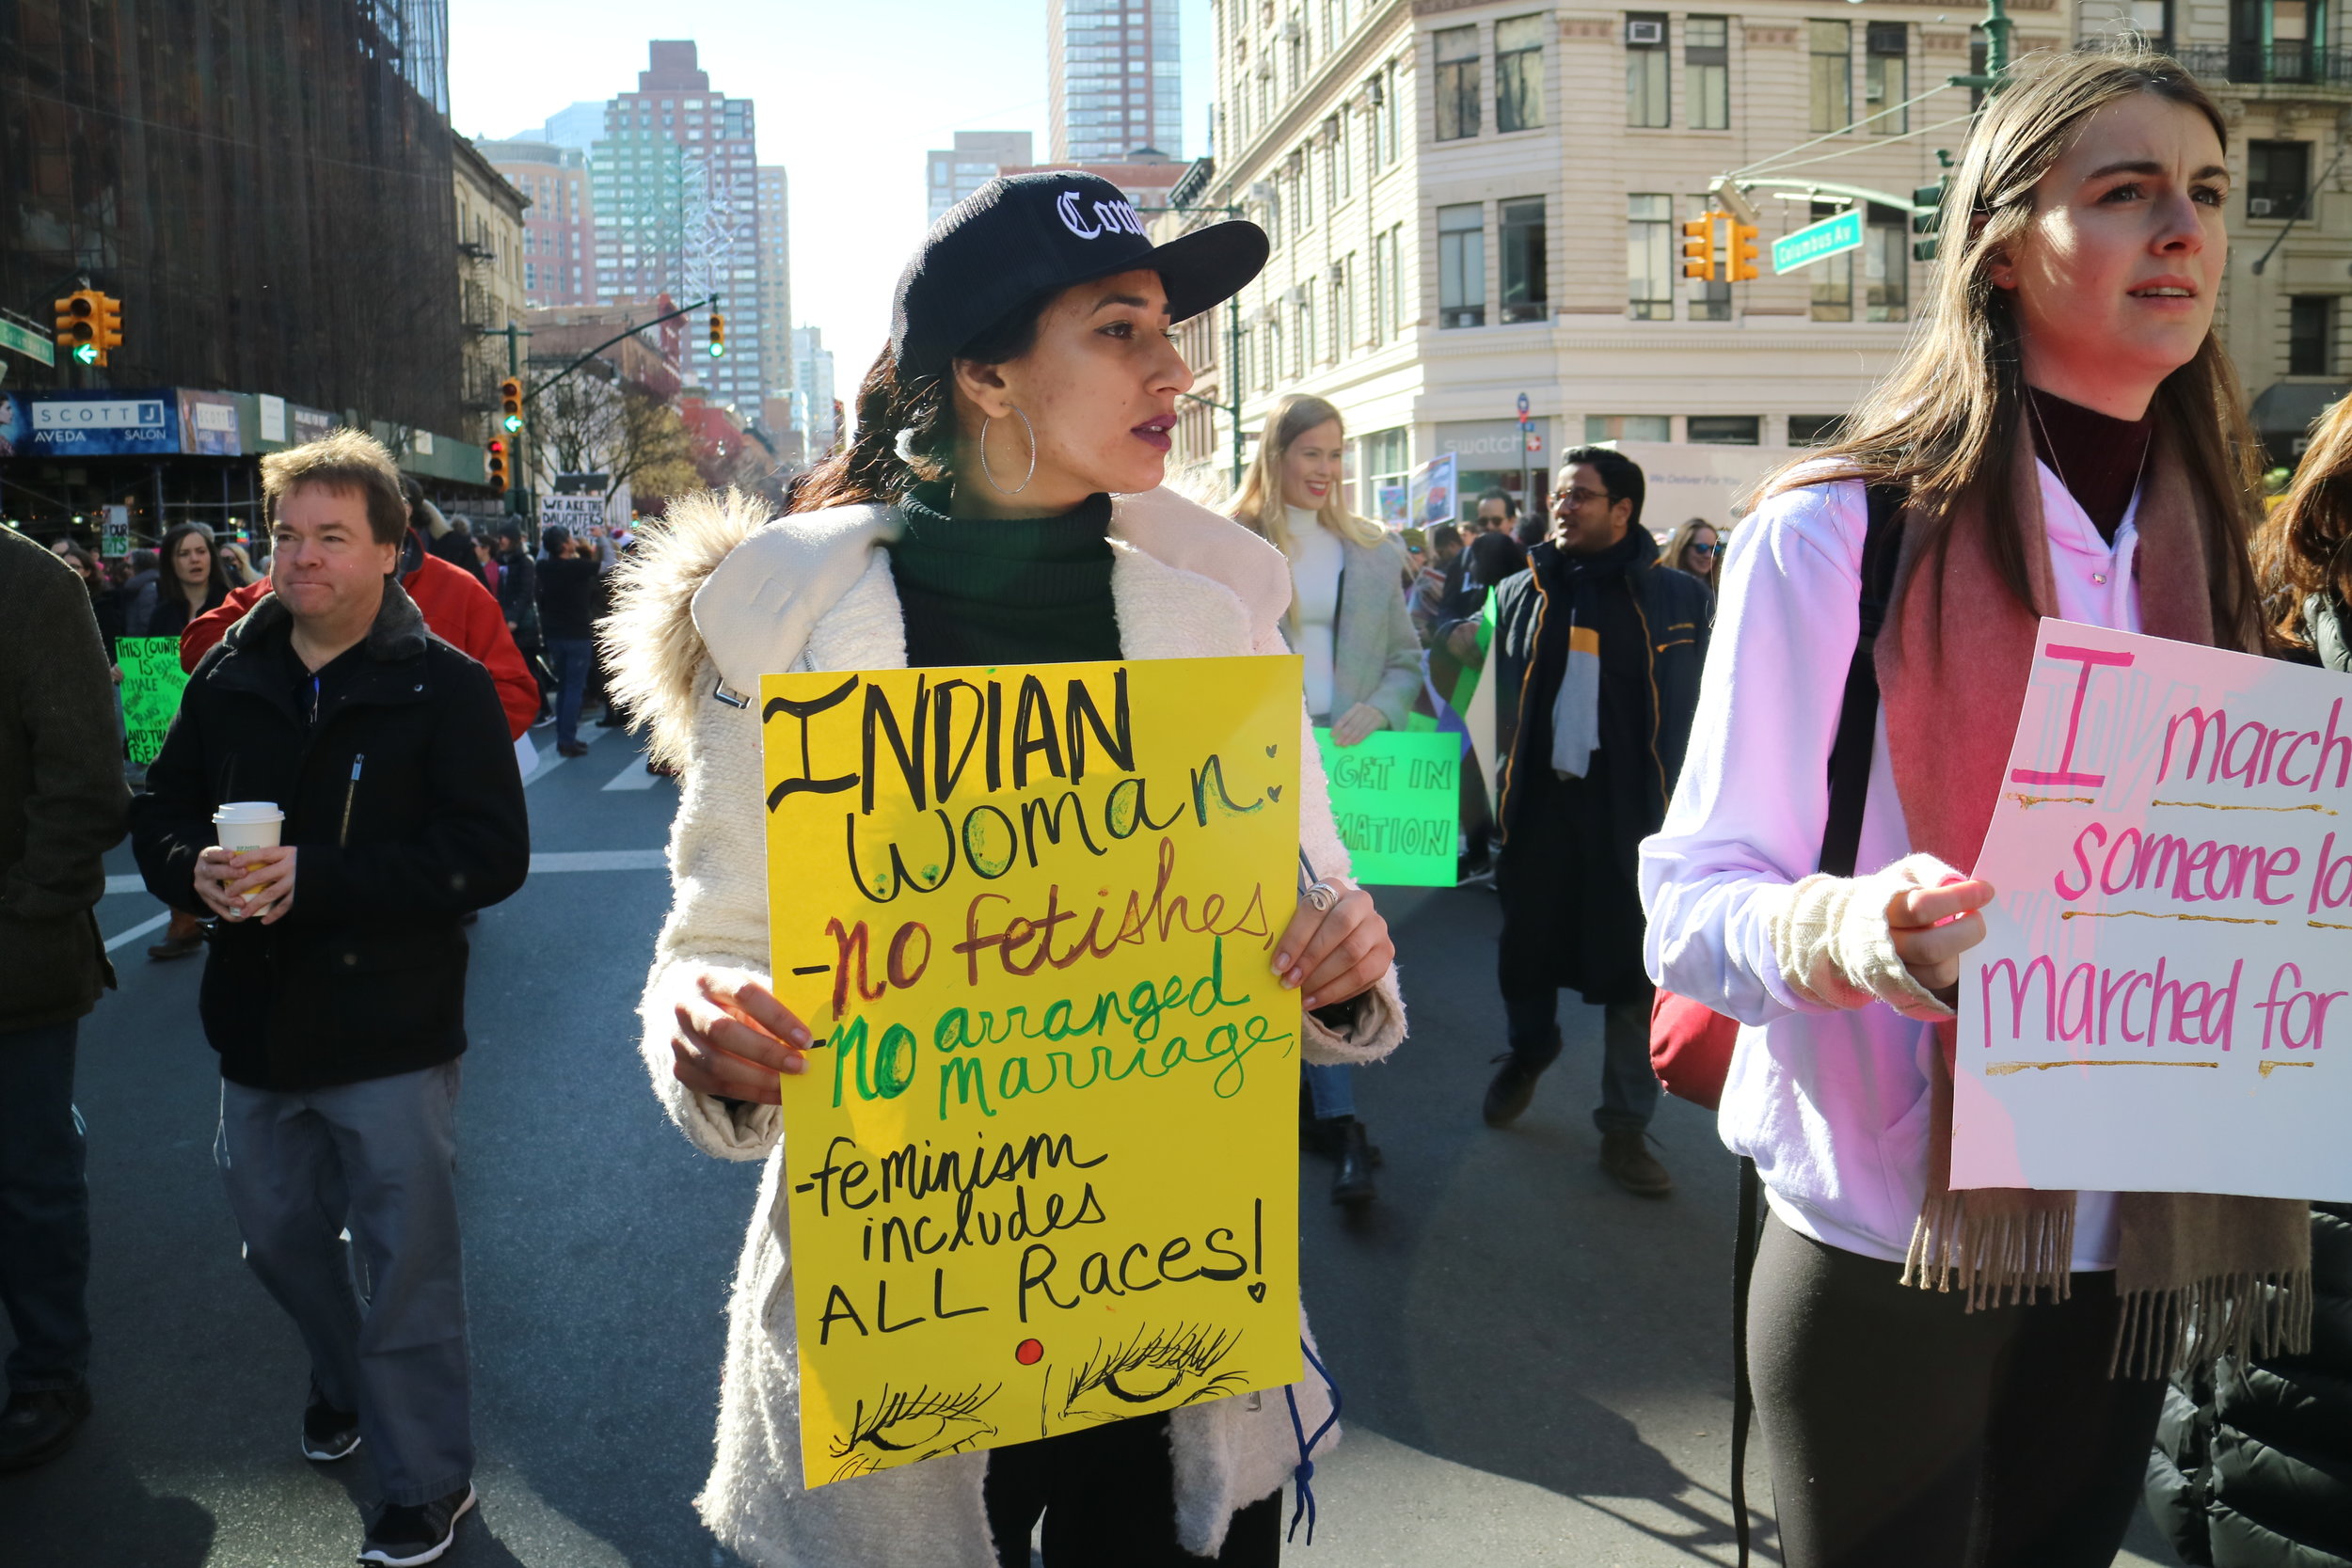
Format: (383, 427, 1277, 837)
(1788, 414, 1849, 445)
(1439, 203, 1486, 327)
(1866, 203, 1909, 322)
(1380, 60, 1403, 166)
(2130, 0, 2172, 50)
(1809, 201, 1854, 321)
(1500, 198, 1548, 323)
(1296, 294, 1315, 372)
(1810, 21, 1852, 133)
(1686, 16, 1729, 129)
(1370, 223, 1406, 341)
(1497, 15, 1546, 131)
(1585, 414, 1672, 442)
(1967, 24, 1988, 108)
(2249, 139, 2312, 218)
(1334, 112, 1352, 200)
(1687, 196, 1731, 321)
(2291, 295, 2335, 374)
(1294, 155, 1313, 230)
(1321, 122, 1340, 210)
(1333, 257, 1356, 355)
(1435, 26, 1482, 140)
(1628, 193, 1674, 320)
(1689, 415, 1762, 445)
(1263, 314, 1283, 388)
(1361, 425, 1410, 517)
(1866, 24, 1908, 132)
(1627, 13, 1670, 128)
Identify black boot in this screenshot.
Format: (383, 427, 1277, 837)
(1329, 1117, 1376, 1206)
(0, 1386, 91, 1472)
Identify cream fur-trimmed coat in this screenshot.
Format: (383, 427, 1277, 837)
(603, 484, 1408, 1567)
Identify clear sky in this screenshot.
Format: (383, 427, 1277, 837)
(448, 0, 1214, 396)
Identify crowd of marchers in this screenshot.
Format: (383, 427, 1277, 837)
(4, 41, 2352, 1568)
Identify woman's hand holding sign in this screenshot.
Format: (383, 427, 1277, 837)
(1274, 878, 1394, 1010)
(673, 971, 811, 1103)
(1888, 877, 1995, 1005)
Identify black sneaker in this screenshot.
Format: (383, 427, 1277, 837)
(359, 1484, 476, 1566)
(1482, 1052, 1546, 1128)
(0, 1385, 91, 1472)
(302, 1382, 361, 1463)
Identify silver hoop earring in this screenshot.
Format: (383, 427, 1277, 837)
(978, 405, 1037, 496)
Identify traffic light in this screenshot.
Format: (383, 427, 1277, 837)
(93, 292, 123, 362)
(53, 291, 98, 365)
(1728, 222, 1761, 282)
(499, 376, 524, 434)
(485, 438, 509, 494)
(1913, 179, 1948, 262)
(1681, 215, 1719, 280)
(707, 308, 726, 358)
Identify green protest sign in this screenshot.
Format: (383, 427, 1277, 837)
(1311, 727, 1460, 886)
(118, 637, 189, 767)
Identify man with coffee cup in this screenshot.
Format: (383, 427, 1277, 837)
(130, 430, 528, 1567)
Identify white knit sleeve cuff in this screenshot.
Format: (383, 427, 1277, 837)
(1767, 852, 1961, 1022)
(639, 959, 785, 1161)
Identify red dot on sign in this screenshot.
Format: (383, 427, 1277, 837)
(1015, 1338, 1044, 1366)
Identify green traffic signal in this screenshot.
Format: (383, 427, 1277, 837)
(501, 413, 522, 433)
(707, 341, 725, 359)
(72, 342, 97, 365)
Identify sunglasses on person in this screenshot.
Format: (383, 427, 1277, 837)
(1685, 542, 1722, 557)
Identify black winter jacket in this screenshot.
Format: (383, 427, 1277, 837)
(130, 581, 530, 1089)
(0, 529, 128, 1033)
(2148, 1203, 2352, 1568)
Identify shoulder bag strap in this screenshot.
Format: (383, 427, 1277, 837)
(1818, 482, 1908, 878)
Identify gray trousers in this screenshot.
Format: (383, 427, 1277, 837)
(215, 1060, 471, 1505)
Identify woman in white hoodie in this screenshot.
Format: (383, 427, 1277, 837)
(1640, 48, 2309, 1568)
(605, 172, 1406, 1568)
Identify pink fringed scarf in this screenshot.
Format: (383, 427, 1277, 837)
(1875, 432, 2313, 1377)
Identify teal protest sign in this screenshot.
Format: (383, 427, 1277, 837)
(118, 637, 189, 767)
(1311, 727, 1460, 886)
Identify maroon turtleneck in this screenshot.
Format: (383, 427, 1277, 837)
(2026, 386, 2153, 546)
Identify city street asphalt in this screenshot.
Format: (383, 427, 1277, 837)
(0, 721, 2187, 1567)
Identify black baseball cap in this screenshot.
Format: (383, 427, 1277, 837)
(892, 171, 1268, 381)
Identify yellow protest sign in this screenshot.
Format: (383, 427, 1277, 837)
(759, 655, 1305, 1487)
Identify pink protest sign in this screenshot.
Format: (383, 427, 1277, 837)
(1957, 619, 2352, 1201)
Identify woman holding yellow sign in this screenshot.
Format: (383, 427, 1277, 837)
(1230, 392, 1422, 1209)
(606, 172, 1406, 1568)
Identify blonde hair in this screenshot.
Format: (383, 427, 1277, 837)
(1760, 44, 2260, 642)
(1659, 516, 1719, 574)
(261, 429, 409, 546)
(1229, 392, 1386, 555)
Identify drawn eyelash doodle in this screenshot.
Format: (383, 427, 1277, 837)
(760, 656, 1308, 1486)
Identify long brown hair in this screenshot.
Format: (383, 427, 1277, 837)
(1763, 45, 2261, 642)
(788, 289, 1057, 515)
(2258, 393, 2352, 647)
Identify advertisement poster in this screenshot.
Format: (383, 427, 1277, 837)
(16, 391, 178, 456)
(1311, 727, 1458, 886)
(118, 637, 190, 767)
(759, 656, 1306, 1485)
(1958, 620, 2352, 1201)
(1408, 452, 1458, 527)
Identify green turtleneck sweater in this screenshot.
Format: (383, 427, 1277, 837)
(883, 485, 1122, 668)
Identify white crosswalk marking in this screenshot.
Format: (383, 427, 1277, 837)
(602, 757, 662, 791)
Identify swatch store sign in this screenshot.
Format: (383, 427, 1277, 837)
(21, 393, 179, 455)
(1437, 418, 1553, 487)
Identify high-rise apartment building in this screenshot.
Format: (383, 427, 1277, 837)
(1049, 0, 1183, 162)
(793, 326, 839, 455)
(756, 166, 793, 404)
(588, 40, 765, 408)
(540, 101, 606, 153)
(479, 139, 594, 308)
(925, 131, 1035, 224)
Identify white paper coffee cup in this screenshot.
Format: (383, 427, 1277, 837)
(214, 801, 285, 850)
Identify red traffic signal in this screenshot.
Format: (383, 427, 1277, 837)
(485, 438, 509, 493)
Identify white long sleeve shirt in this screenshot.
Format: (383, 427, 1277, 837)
(1641, 465, 2140, 1269)
(1288, 506, 1345, 721)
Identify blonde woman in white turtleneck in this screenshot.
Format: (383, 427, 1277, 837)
(1231, 392, 1423, 1209)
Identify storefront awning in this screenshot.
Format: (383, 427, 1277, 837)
(2249, 381, 2350, 451)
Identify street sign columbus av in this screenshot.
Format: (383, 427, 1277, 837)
(1772, 209, 1866, 275)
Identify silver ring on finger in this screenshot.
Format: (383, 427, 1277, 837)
(1304, 880, 1339, 913)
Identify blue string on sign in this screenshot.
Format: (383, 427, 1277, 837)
(1282, 1338, 1344, 1544)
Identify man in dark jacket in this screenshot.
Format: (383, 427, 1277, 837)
(131, 431, 527, 1565)
(534, 524, 601, 758)
(1455, 447, 1710, 1196)
(0, 528, 129, 1471)
(489, 520, 548, 725)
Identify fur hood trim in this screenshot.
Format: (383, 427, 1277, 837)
(604, 484, 1292, 770)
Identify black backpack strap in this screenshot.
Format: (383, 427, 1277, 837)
(1819, 482, 1908, 878)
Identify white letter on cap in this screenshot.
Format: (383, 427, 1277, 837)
(1057, 190, 1103, 239)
